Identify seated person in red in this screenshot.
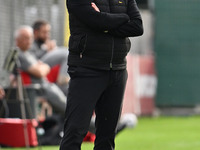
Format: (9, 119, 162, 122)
(15, 25, 66, 115)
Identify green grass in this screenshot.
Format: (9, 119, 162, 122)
(115, 116, 200, 150)
(1, 116, 200, 150)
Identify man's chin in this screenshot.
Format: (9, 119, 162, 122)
(37, 38, 46, 44)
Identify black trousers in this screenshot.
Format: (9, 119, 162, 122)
(60, 66, 128, 150)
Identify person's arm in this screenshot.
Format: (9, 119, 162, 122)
(108, 0, 143, 37)
(67, 0, 130, 31)
(18, 52, 50, 78)
(0, 86, 5, 99)
(27, 61, 50, 78)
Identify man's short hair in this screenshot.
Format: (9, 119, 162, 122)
(14, 25, 33, 39)
(32, 20, 49, 31)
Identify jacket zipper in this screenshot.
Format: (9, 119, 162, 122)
(108, 0, 113, 69)
(110, 37, 114, 69)
(80, 34, 87, 58)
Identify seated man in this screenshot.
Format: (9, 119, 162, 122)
(15, 25, 66, 115)
(30, 20, 69, 85)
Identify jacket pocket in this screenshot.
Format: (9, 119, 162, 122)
(79, 34, 87, 58)
(126, 37, 131, 53)
(68, 34, 87, 54)
(112, 37, 131, 62)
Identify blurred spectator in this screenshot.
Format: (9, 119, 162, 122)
(30, 20, 69, 85)
(0, 85, 5, 99)
(15, 25, 66, 116)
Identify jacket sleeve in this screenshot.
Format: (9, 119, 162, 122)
(108, 0, 144, 37)
(67, 0, 130, 31)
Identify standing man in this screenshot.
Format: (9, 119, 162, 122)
(60, 0, 143, 150)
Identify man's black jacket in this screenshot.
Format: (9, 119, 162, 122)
(67, 0, 143, 70)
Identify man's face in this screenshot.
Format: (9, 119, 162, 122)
(34, 24, 51, 43)
(17, 30, 33, 51)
